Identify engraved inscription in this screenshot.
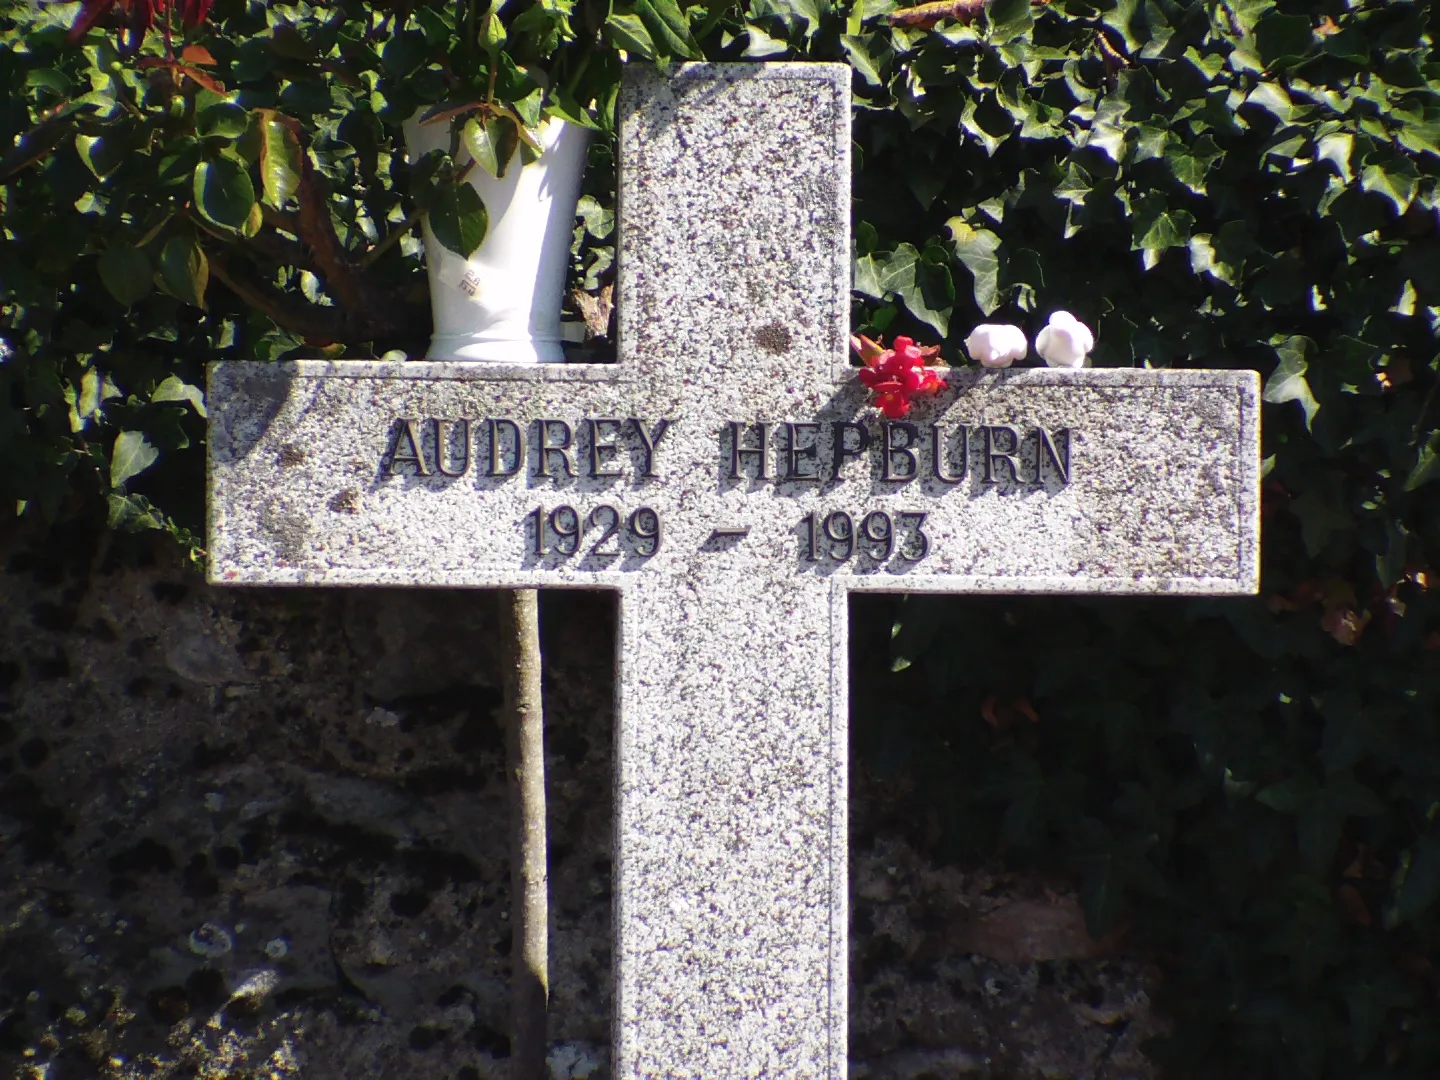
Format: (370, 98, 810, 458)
(384, 416, 674, 481)
(724, 420, 1073, 486)
(525, 504, 663, 558)
(802, 510, 930, 563)
(376, 413, 1076, 570)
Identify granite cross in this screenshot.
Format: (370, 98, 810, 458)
(207, 63, 1260, 1079)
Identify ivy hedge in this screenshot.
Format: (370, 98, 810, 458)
(3, 0, 1440, 1076)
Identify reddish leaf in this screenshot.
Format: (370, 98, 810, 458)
(137, 56, 226, 93)
(178, 0, 215, 28)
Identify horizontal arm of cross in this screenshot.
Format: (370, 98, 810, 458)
(207, 360, 1257, 596)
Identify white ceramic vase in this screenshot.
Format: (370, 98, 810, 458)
(404, 113, 590, 363)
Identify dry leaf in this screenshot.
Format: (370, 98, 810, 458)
(570, 284, 614, 341)
(888, 0, 988, 31)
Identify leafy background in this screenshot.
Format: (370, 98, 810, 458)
(3, 0, 1440, 1076)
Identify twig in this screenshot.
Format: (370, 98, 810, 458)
(207, 252, 346, 343)
(361, 207, 426, 269)
(293, 160, 370, 314)
(498, 588, 549, 1080)
(261, 205, 300, 236)
(245, 228, 316, 271)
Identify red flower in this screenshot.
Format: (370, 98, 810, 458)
(914, 368, 944, 395)
(876, 392, 912, 419)
(850, 333, 947, 417)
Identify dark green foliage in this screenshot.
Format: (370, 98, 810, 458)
(3, 0, 1439, 1075)
(0, 0, 653, 545)
(821, 2, 1439, 1075)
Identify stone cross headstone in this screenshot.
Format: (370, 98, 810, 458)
(208, 64, 1259, 1079)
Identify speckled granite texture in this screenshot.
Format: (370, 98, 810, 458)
(206, 64, 1258, 1079)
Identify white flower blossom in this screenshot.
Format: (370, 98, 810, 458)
(964, 323, 1028, 368)
(1035, 311, 1094, 368)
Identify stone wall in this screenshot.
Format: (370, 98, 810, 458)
(1, 521, 1162, 1079)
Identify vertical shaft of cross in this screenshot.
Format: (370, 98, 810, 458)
(614, 572, 845, 1077)
(611, 64, 852, 1077)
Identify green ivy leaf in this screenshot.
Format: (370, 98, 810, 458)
(1166, 134, 1222, 194)
(987, 0, 1033, 42)
(1252, 13, 1315, 69)
(1260, 773, 1382, 871)
(1188, 234, 1235, 285)
(947, 221, 1001, 315)
(870, 243, 951, 337)
(1360, 157, 1419, 215)
(97, 245, 153, 307)
(1289, 479, 1352, 557)
(110, 429, 159, 488)
(634, 0, 702, 58)
(743, 23, 789, 58)
(73, 367, 120, 430)
(151, 375, 207, 418)
(1391, 832, 1440, 926)
(1404, 432, 1440, 492)
(159, 235, 208, 309)
(605, 12, 656, 58)
(1053, 162, 1091, 206)
(194, 157, 258, 232)
(430, 182, 489, 258)
(576, 194, 614, 240)
(1132, 199, 1194, 253)
(1317, 132, 1355, 182)
(854, 252, 885, 299)
(1244, 82, 1296, 124)
(107, 492, 166, 532)
(1263, 335, 1319, 428)
(841, 34, 886, 87)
